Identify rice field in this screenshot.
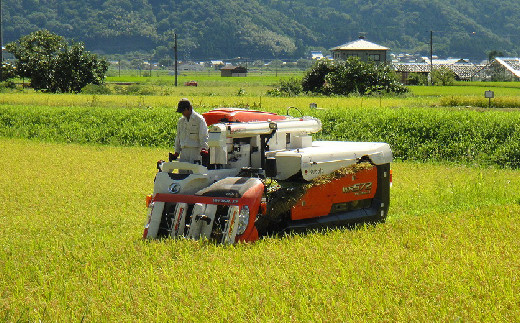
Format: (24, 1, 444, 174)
(1, 76, 520, 321)
(1, 139, 519, 321)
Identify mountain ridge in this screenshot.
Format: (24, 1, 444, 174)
(3, 0, 519, 59)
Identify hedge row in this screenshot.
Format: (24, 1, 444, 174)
(1, 105, 519, 168)
(314, 108, 520, 168)
(0, 105, 178, 147)
(440, 96, 520, 109)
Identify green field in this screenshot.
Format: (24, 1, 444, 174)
(1, 139, 519, 321)
(1, 103, 519, 167)
(1, 76, 520, 321)
(5, 71, 520, 109)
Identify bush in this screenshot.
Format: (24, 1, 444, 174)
(302, 60, 334, 93)
(302, 58, 408, 95)
(267, 77, 302, 96)
(1, 63, 17, 81)
(0, 80, 17, 90)
(407, 73, 428, 85)
(432, 67, 456, 86)
(2, 105, 520, 168)
(122, 84, 156, 95)
(81, 84, 112, 95)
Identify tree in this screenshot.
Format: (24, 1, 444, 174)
(6, 30, 66, 90)
(6, 30, 108, 92)
(488, 50, 505, 62)
(51, 43, 109, 93)
(268, 59, 284, 69)
(296, 59, 313, 69)
(1, 63, 17, 82)
(302, 58, 408, 96)
(431, 67, 456, 86)
(407, 73, 428, 86)
(301, 60, 334, 94)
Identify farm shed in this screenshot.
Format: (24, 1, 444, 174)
(393, 63, 482, 83)
(473, 57, 520, 81)
(220, 65, 248, 77)
(330, 36, 389, 63)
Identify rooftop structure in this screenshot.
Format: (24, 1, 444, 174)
(330, 36, 388, 63)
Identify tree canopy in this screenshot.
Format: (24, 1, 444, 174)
(302, 58, 408, 95)
(6, 30, 108, 93)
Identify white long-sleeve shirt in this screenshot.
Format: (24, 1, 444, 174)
(174, 111, 209, 153)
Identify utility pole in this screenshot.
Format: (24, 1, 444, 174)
(174, 33, 178, 87)
(429, 30, 433, 86)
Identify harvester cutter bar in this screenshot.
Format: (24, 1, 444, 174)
(153, 193, 254, 208)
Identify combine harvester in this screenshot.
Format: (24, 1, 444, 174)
(143, 108, 392, 244)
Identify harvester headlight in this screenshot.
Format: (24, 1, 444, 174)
(237, 206, 250, 235)
(169, 183, 181, 194)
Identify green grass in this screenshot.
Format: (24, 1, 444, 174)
(2, 104, 519, 167)
(456, 81, 520, 88)
(1, 138, 519, 321)
(410, 85, 520, 97)
(440, 95, 520, 109)
(105, 70, 304, 87)
(0, 92, 436, 109)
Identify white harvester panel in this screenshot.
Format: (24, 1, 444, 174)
(146, 201, 165, 239)
(186, 204, 218, 240)
(199, 204, 218, 238)
(170, 203, 188, 238)
(289, 135, 313, 149)
(222, 206, 240, 244)
(187, 203, 206, 240)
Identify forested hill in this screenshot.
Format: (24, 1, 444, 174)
(3, 0, 520, 59)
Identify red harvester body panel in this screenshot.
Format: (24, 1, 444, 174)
(203, 108, 286, 126)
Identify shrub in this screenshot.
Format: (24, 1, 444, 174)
(267, 77, 302, 96)
(302, 60, 334, 93)
(0, 80, 17, 90)
(124, 84, 155, 95)
(407, 73, 428, 85)
(1, 63, 17, 81)
(302, 58, 408, 95)
(432, 67, 456, 86)
(2, 105, 520, 168)
(81, 84, 112, 95)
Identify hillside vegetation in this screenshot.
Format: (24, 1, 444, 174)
(3, 0, 520, 59)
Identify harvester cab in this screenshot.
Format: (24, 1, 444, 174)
(143, 108, 393, 244)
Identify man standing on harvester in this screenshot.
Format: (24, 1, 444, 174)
(172, 98, 209, 164)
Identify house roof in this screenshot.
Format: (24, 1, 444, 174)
(330, 38, 389, 51)
(220, 65, 247, 71)
(220, 65, 237, 70)
(392, 63, 483, 80)
(495, 57, 520, 78)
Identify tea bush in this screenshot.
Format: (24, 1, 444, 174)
(1, 105, 519, 167)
